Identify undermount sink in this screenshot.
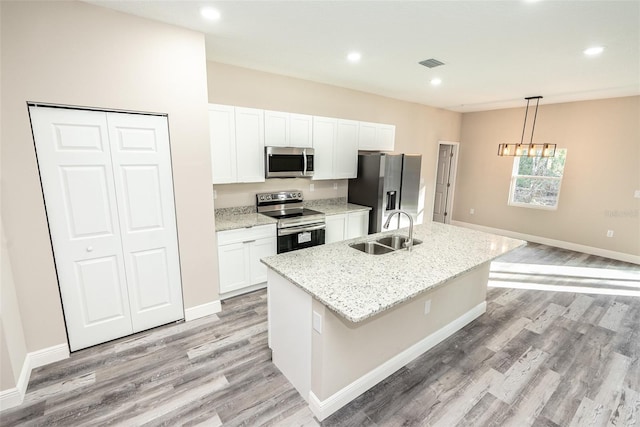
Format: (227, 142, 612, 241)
(376, 235, 423, 250)
(349, 241, 395, 255)
(349, 235, 422, 255)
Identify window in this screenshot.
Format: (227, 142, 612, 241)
(508, 149, 567, 210)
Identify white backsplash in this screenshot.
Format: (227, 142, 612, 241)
(213, 179, 348, 209)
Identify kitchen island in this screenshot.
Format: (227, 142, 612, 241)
(261, 222, 525, 421)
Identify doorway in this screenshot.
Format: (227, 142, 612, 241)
(432, 141, 459, 224)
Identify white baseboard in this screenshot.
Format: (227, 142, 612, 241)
(308, 301, 487, 421)
(0, 343, 69, 412)
(451, 221, 640, 265)
(184, 300, 222, 322)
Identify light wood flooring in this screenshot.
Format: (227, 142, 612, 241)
(1, 243, 639, 426)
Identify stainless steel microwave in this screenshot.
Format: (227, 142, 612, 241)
(265, 147, 314, 178)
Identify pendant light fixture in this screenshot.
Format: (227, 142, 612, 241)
(498, 96, 556, 157)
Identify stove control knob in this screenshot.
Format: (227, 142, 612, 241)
(297, 192, 302, 198)
(266, 195, 271, 200)
(259, 195, 264, 201)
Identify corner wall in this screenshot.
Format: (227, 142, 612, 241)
(454, 96, 640, 258)
(0, 1, 218, 364)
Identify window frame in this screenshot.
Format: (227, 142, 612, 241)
(508, 149, 567, 211)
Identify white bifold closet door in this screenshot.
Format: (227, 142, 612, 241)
(30, 106, 184, 351)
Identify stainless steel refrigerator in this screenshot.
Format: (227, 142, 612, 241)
(348, 153, 422, 234)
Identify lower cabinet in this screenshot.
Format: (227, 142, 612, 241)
(325, 211, 370, 244)
(217, 224, 276, 297)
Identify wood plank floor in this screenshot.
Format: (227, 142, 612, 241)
(1, 243, 638, 426)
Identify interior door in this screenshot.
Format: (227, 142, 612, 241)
(433, 145, 453, 223)
(107, 113, 184, 332)
(30, 107, 133, 351)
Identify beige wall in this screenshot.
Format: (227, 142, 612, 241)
(454, 96, 640, 257)
(0, 0, 218, 362)
(1, 220, 27, 392)
(207, 62, 462, 218)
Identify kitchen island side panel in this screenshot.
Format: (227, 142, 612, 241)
(312, 262, 489, 402)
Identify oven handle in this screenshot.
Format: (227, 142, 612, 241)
(278, 223, 326, 236)
(302, 149, 308, 176)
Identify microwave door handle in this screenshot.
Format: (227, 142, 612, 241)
(302, 149, 307, 176)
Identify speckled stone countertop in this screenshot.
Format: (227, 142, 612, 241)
(261, 222, 526, 323)
(214, 199, 371, 231)
(304, 198, 371, 216)
(215, 206, 277, 232)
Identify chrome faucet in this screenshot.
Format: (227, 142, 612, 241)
(383, 210, 414, 251)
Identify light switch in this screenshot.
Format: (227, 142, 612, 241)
(310, 183, 315, 192)
(634, 190, 640, 199)
(312, 311, 322, 333)
(424, 300, 431, 315)
(213, 190, 217, 199)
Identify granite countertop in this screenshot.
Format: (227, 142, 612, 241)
(214, 198, 371, 232)
(215, 206, 277, 232)
(261, 222, 526, 323)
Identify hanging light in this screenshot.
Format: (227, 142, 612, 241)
(498, 96, 556, 157)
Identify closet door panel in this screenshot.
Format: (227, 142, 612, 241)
(29, 106, 133, 351)
(107, 113, 184, 332)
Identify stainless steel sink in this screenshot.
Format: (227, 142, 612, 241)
(349, 241, 395, 255)
(375, 235, 422, 250)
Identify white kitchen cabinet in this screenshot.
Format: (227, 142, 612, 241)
(312, 117, 358, 180)
(325, 213, 347, 244)
(209, 104, 265, 184)
(358, 121, 396, 152)
(324, 211, 369, 244)
(346, 210, 370, 239)
(265, 110, 312, 147)
(217, 224, 276, 297)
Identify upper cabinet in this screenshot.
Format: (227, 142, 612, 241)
(312, 117, 359, 180)
(209, 103, 396, 184)
(265, 110, 312, 147)
(209, 104, 265, 184)
(358, 121, 395, 151)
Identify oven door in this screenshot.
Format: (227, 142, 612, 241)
(266, 147, 314, 178)
(277, 223, 325, 254)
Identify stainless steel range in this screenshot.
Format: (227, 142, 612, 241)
(257, 191, 326, 254)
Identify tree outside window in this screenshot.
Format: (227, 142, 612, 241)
(508, 149, 567, 210)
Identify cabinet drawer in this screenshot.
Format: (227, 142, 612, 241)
(217, 224, 276, 245)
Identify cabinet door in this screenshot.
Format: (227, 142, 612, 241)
(346, 211, 370, 239)
(290, 113, 313, 148)
(325, 214, 347, 244)
(218, 242, 250, 294)
(235, 107, 265, 182)
(312, 116, 337, 180)
(107, 113, 184, 333)
(264, 110, 289, 147)
(249, 237, 277, 285)
(209, 104, 237, 183)
(358, 121, 378, 150)
(334, 119, 359, 179)
(30, 107, 133, 351)
(376, 124, 396, 151)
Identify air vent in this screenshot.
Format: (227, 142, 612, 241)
(419, 58, 445, 68)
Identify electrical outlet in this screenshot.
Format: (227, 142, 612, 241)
(310, 183, 315, 192)
(470, 208, 475, 215)
(333, 182, 338, 190)
(424, 300, 431, 315)
(607, 230, 614, 238)
(213, 190, 217, 199)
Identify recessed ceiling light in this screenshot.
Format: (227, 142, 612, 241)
(584, 46, 604, 56)
(201, 7, 221, 21)
(347, 52, 361, 63)
(430, 78, 442, 86)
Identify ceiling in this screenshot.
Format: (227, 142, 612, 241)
(88, 1, 639, 112)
